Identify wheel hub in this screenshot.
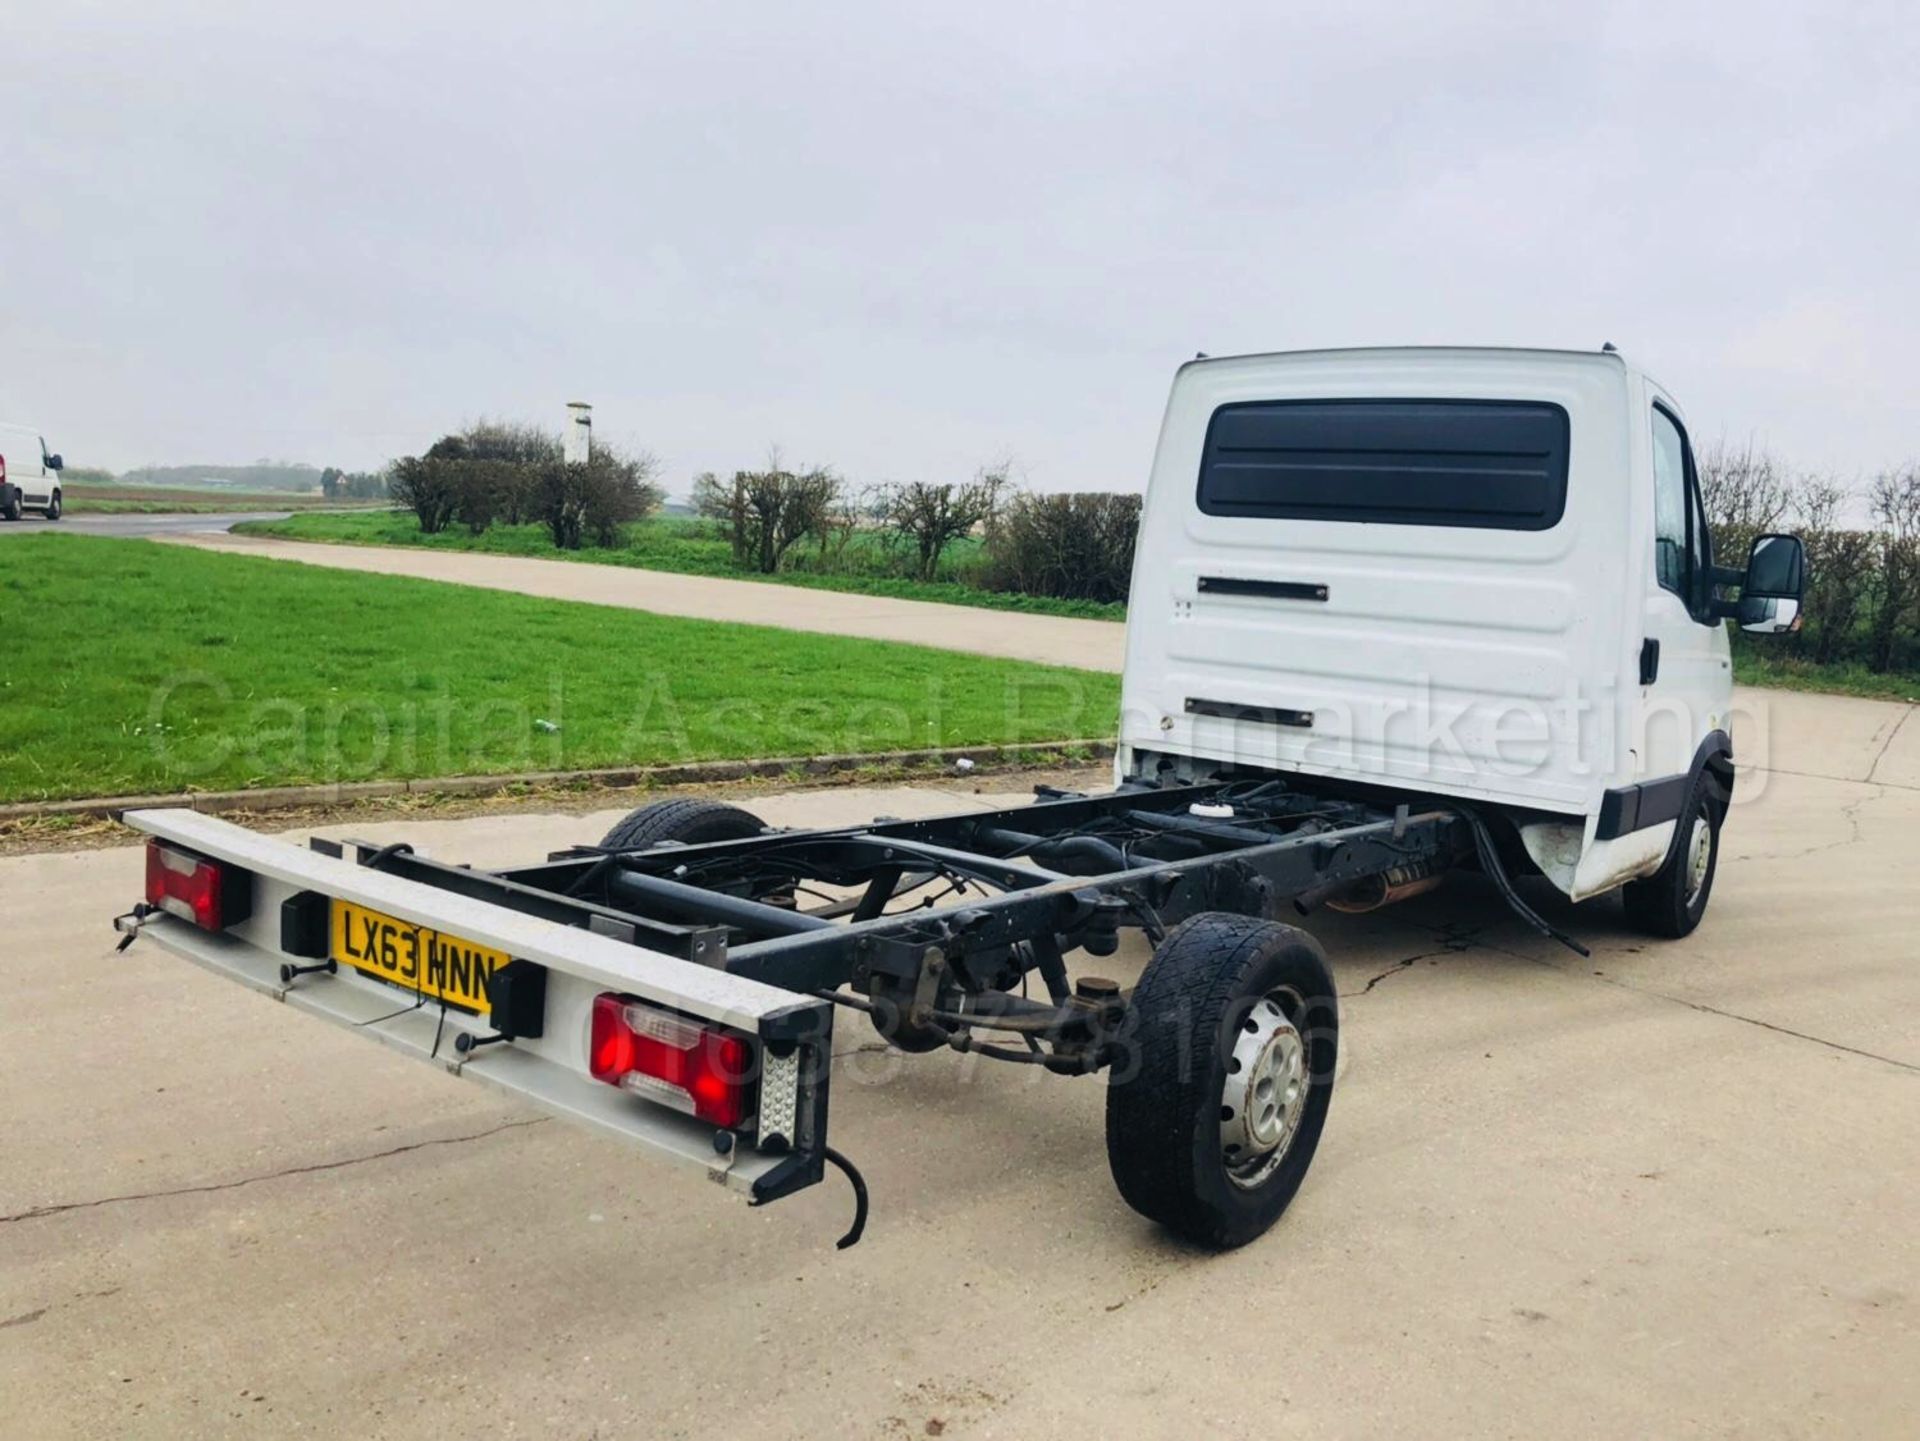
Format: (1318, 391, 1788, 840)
(1684, 809, 1712, 904)
(1220, 992, 1307, 1189)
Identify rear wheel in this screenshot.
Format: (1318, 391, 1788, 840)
(1621, 771, 1720, 939)
(1105, 913, 1338, 1249)
(1, 492, 19, 523)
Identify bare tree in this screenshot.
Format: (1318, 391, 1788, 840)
(1867, 466, 1920, 673)
(692, 470, 752, 563)
(878, 462, 1007, 581)
(1698, 439, 1793, 563)
(694, 455, 842, 573)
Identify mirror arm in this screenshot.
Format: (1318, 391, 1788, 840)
(1710, 565, 1745, 588)
(1710, 597, 1744, 621)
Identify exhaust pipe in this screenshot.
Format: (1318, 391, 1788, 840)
(1322, 861, 1446, 914)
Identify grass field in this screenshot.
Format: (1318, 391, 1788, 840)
(0, 535, 1119, 804)
(235, 510, 1130, 621)
(63, 484, 366, 516)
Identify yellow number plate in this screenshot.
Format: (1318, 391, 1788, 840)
(330, 901, 506, 1015)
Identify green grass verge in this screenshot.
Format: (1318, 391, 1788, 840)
(1732, 647, 1920, 703)
(0, 535, 1119, 804)
(232, 511, 1130, 622)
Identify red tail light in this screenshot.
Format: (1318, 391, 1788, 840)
(589, 994, 754, 1128)
(144, 840, 251, 930)
(0, 454, 7, 484)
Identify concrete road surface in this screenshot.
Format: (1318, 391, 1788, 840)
(0, 510, 294, 539)
(167, 530, 1130, 669)
(2, 688, 1916, 1438)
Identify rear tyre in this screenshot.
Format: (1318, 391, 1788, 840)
(1105, 913, 1338, 1249)
(1620, 770, 1720, 939)
(599, 797, 768, 851)
(1, 492, 19, 523)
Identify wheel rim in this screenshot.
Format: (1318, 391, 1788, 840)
(1683, 807, 1712, 905)
(1219, 989, 1309, 1190)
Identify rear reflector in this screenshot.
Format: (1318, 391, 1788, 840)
(589, 994, 753, 1129)
(144, 840, 252, 930)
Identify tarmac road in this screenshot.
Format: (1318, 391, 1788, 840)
(2, 686, 1917, 1438)
(0, 510, 294, 538)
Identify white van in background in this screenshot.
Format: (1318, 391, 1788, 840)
(0, 422, 65, 521)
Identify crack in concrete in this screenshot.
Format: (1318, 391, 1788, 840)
(1748, 763, 1917, 790)
(1732, 783, 1892, 863)
(1346, 926, 1481, 996)
(1477, 936, 1920, 1075)
(0, 1117, 548, 1226)
(1584, 972, 1920, 1074)
(1350, 949, 1452, 996)
(1865, 704, 1917, 785)
(0, 1286, 121, 1332)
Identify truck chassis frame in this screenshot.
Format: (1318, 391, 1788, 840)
(120, 773, 1563, 1245)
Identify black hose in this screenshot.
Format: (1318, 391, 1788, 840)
(1451, 804, 1591, 959)
(822, 1146, 869, 1249)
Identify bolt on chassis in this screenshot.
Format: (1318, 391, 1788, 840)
(116, 775, 1577, 1250)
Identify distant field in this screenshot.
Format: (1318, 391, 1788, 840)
(236, 510, 1130, 621)
(62, 483, 363, 516)
(0, 534, 1118, 803)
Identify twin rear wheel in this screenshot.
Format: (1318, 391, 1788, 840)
(1106, 913, 1338, 1249)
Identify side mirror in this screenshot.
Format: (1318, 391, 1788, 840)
(1738, 533, 1805, 635)
(46, 454, 63, 471)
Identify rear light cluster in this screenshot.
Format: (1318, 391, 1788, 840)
(589, 994, 754, 1128)
(144, 840, 252, 930)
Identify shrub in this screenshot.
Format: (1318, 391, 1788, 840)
(1701, 447, 1920, 677)
(692, 461, 842, 573)
(388, 455, 464, 534)
(877, 464, 1006, 581)
(1867, 467, 1920, 674)
(1791, 480, 1875, 666)
(984, 491, 1141, 604)
(537, 446, 662, 549)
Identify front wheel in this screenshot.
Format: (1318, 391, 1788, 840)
(1620, 771, 1721, 939)
(1105, 913, 1338, 1249)
(44, 491, 61, 521)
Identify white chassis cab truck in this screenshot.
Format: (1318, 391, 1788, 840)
(115, 346, 1806, 1250)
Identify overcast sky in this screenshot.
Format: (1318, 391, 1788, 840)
(3, 2, 1914, 494)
